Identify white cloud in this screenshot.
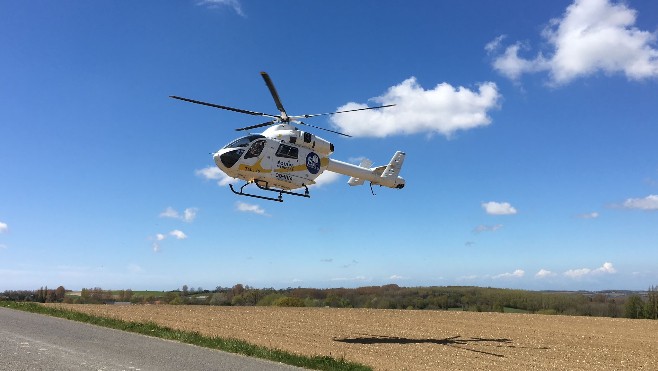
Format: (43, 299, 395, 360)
(485, 35, 507, 54)
(0, 221, 7, 234)
(196, 166, 238, 186)
(564, 262, 617, 278)
(473, 224, 503, 233)
(577, 211, 600, 219)
(151, 230, 188, 252)
(482, 201, 518, 215)
(493, 269, 525, 279)
(492, 42, 550, 81)
(564, 267, 592, 278)
(159, 207, 178, 219)
(329, 77, 501, 138)
(235, 201, 269, 216)
(159, 207, 198, 222)
(595, 262, 617, 274)
(197, 0, 245, 17)
(535, 269, 557, 278)
(311, 171, 343, 188)
(389, 274, 407, 280)
(182, 208, 198, 222)
(492, 0, 658, 84)
(622, 195, 658, 210)
(169, 230, 187, 240)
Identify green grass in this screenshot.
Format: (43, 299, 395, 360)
(1, 301, 371, 371)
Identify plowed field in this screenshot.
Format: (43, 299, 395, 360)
(48, 304, 658, 370)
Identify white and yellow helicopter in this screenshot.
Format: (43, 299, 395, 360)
(171, 72, 406, 202)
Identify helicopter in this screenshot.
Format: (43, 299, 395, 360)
(170, 72, 406, 202)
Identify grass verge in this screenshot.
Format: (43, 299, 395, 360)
(1, 301, 371, 371)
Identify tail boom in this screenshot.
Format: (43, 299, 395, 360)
(327, 151, 406, 189)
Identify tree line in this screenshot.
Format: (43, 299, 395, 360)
(3, 284, 657, 320)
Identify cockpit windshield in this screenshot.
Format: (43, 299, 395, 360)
(223, 135, 265, 149)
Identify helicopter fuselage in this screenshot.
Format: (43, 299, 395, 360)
(214, 125, 333, 190)
(213, 123, 406, 196)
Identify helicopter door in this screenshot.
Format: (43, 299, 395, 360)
(244, 140, 266, 159)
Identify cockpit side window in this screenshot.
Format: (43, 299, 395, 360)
(275, 144, 298, 159)
(244, 140, 266, 159)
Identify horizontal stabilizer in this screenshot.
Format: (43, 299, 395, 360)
(347, 158, 372, 186)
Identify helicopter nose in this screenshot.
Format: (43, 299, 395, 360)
(215, 149, 243, 169)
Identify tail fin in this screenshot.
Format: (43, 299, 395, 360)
(381, 151, 405, 180)
(376, 151, 405, 189)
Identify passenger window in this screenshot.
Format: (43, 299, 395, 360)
(275, 144, 298, 159)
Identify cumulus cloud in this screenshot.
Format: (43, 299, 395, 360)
(493, 269, 525, 279)
(169, 230, 187, 240)
(159, 207, 198, 222)
(622, 195, 658, 210)
(564, 262, 617, 278)
(0, 221, 7, 234)
(235, 201, 269, 216)
(311, 171, 343, 188)
(389, 274, 407, 280)
(491, 0, 658, 85)
(196, 166, 238, 186)
(482, 201, 518, 215)
(473, 224, 504, 233)
(197, 0, 245, 17)
(329, 77, 501, 138)
(535, 269, 557, 278)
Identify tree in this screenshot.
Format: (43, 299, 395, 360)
(625, 295, 644, 319)
(273, 296, 305, 307)
(646, 286, 658, 320)
(54, 286, 66, 302)
(232, 284, 245, 296)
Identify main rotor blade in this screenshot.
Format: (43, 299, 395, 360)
(235, 121, 277, 132)
(297, 122, 352, 138)
(295, 104, 396, 119)
(169, 95, 278, 118)
(260, 72, 288, 119)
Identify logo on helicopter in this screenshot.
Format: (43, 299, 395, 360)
(306, 152, 321, 174)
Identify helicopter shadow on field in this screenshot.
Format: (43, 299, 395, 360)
(333, 334, 517, 358)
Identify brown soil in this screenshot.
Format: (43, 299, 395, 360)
(48, 304, 658, 370)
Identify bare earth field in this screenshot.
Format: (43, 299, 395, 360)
(48, 304, 658, 370)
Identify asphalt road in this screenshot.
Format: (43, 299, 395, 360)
(0, 307, 303, 371)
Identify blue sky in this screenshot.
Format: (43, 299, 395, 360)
(2, 0, 658, 291)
